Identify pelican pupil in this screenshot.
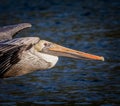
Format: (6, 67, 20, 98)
(44, 43, 48, 46)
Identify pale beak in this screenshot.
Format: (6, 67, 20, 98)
(48, 43, 104, 61)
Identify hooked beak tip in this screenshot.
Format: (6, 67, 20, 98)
(101, 56, 105, 61)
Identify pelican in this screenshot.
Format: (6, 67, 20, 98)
(0, 23, 104, 78)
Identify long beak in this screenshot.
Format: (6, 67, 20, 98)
(48, 43, 104, 61)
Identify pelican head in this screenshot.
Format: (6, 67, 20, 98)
(34, 40, 104, 64)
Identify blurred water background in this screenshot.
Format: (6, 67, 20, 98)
(0, 0, 120, 105)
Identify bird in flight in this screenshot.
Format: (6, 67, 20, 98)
(0, 23, 104, 78)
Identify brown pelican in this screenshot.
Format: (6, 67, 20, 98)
(0, 23, 104, 78)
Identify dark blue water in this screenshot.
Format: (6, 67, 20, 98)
(0, 0, 120, 105)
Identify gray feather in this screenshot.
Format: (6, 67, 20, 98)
(0, 37, 40, 77)
(0, 44, 24, 77)
(0, 23, 32, 41)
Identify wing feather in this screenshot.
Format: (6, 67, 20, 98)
(0, 37, 40, 77)
(0, 23, 32, 41)
(0, 44, 25, 77)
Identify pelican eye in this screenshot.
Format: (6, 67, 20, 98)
(44, 43, 48, 46)
(44, 42, 52, 47)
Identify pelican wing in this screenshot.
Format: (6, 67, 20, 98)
(0, 44, 25, 77)
(0, 23, 32, 41)
(0, 37, 40, 77)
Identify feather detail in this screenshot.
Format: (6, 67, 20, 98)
(0, 23, 31, 41)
